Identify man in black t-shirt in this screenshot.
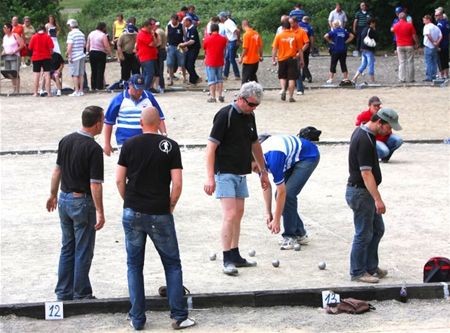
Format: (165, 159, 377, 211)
(346, 108, 402, 284)
(116, 106, 195, 330)
(46, 105, 105, 301)
(204, 82, 269, 276)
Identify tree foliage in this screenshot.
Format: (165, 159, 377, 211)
(1, 0, 61, 29)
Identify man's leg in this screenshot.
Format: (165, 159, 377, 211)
(122, 208, 147, 330)
(148, 214, 188, 322)
(366, 212, 385, 275)
(425, 47, 432, 80)
(383, 134, 403, 162)
(397, 47, 405, 82)
(33, 71, 40, 96)
(375, 141, 390, 160)
(55, 193, 75, 300)
(72, 196, 96, 299)
(230, 42, 240, 78)
(346, 187, 376, 279)
(141, 60, 155, 90)
(431, 48, 438, 80)
(89, 51, 98, 89)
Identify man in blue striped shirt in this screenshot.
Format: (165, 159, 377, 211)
(252, 131, 320, 250)
(104, 74, 167, 156)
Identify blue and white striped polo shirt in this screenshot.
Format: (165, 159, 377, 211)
(104, 90, 165, 145)
(261, 135, 319, 185)
(66, 28, 86, 61)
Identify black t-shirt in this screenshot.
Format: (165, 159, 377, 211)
(209, 104, 258, 175)
(56, 131, 104, 194)
(348, 126, 381, 187)
(51, 52, 64, 71)
(185, 25, 200, 50)
(167, 23, 184, 46)
(118, 133, 183, 215)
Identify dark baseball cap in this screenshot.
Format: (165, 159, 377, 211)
(298, 126, 322, 141)
(129, 74, 145, 90)
(377, 108, 402, 131)
(368, 96, 382, 105)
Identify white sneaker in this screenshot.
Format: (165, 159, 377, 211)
(280, 237, 298, 250)
(78, 91, 84, 96)
(69, 91, 79, 97)
(279, 89, 284, 95)
(223, 263, 238, 276)
(172, 317, 196, 330)
(56, 90, 61, 97)
(326, 79, 333, 84)
(297, 234, 310, 245)
(296, 91, 304, 95)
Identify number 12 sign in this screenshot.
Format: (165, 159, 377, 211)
(45, 301, 64, 320)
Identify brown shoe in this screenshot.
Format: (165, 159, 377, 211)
(373, 268, 388, 279)
(352, 272, 379, 283)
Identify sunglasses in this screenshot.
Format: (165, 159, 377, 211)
(243, 97, 259, 107)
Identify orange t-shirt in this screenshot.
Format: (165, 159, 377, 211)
(291, 27, 309, 50)
(272, 30, 298, 62)
(12, 24, 23, 36)
(242, 28, 262, 64)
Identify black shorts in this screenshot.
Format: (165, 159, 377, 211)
(438, 47, 449, 71)
(32, 59, 52, 72)
(278, 58, 299, 80)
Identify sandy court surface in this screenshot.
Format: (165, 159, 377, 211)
(1, 299, 450, 332)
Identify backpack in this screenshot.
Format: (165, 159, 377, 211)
(326, 298, 375, 314)
(423, 257, 450, 283)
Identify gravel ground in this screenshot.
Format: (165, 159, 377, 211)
(1, 299, 450, 333)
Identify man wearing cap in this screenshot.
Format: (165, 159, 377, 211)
(117, 22, 140, 82)
(103, 74, 167, 156)
(66, 19, 86, 96)
(251, 131, 320, 250)
(391, 12, 419, 83)
(346, 108, 402, 283)
(355, 96, 403, 162)
(46, 105, 106, 300)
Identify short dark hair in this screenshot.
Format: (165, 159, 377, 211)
(210, 23, 219, 32)
(96, 22, 107, 31)
(82, 106, 103, 127)
(370, 114, 388, 124)
(367, 17, 376, 25)
(4, 22, 12, 30)
(117, 14, 123, 19)
(282, 20, 291, 29)
(171, 14, 179, 21)
(181, 6, 188, 11)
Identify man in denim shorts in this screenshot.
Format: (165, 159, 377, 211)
(203, 23, 227, 102)
(46, 106, 105, 300)
(166, 14, 186, 85)
(204, 82, 269, 276)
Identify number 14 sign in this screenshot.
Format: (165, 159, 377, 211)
(45, 301, 64, 320)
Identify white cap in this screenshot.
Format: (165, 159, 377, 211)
(66, 19, 78, 28)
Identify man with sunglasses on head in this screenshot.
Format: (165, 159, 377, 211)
(204, 81, 269, 276)
(355, 96, 403, 162)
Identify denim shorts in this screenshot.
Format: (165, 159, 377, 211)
(166, 45, 185, 68)
(215, 173, 249, 199)
(69, 57, 85, 76)
(206, 66, 223, 85)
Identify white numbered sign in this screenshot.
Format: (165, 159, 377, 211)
(45, 301, 64, 320)
(321, 290, 340, 308)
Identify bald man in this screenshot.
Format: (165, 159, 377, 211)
(116, 106, 195, 330)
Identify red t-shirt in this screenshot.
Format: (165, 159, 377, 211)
(12, 24, 23, 36)
(392, 20, 416, 47)
(136, 29, 158, 62)
(203, 33, 227, 67)
(28, 32, 54, 61)
(355, 109, 389, 142)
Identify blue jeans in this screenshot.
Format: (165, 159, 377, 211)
(141, 60, 155, 90)
(296, 72, 304, 93)
(166, 45, 185, 68)
(376, 134, 403, 160)
(223, 40, 240, 78)
(55, 192, 96, 300)
(281, 157, 319, 238)
(424, 47, 438, 80)
(122, 208, 187, 329)
(357, 50, 375, 76)
(346, 186, 385, 278)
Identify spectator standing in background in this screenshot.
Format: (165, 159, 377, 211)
(186, 5, 200, 27)
(239, 19, 263, 84)
(300, 16, 314, 83)
(352, 18, 377, 84)
(22, 16, 35, 66)
(46, 15, 61, 54)
(328, 3, 348, 28)
(166, 14, 186, 86)
(87, 22, 112, 90)
(136, 19, 159, 91)
(112, 14, 126, 49)
(179, 17, 201, 85)
(422, 15, 442, 82)
(435, 8, 449, 79)
(289, 3, 306, 22)
(220, 11, 241, 81)
(352, 2, 371, 55)
(117, 22, 140, 82)
(2, 23, 25, 93)
(66, 19, 86, 97)
(154, 21, 167, 93)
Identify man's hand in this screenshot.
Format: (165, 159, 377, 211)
(375, 199, 386, 215)
(260, 172, 269, 190)
(104, 143, 113, 156)
(95, 211, 105, 230)
(299, 59, 304, 68)
(46, 195, 57, 212)
(265, 212, 273, 226)
(204, 177, 216, 196)
(267, 219, 281, 234)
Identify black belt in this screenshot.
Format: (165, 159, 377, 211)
(347, 182, 366, 189)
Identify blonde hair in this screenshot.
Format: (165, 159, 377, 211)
(332, 19, 342, 28)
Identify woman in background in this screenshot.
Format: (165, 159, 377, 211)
(45, 15, 61, 54)
(86, 22, 112, 90)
